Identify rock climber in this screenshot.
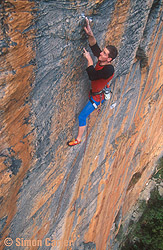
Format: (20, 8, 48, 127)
(68, 17, 118, 146)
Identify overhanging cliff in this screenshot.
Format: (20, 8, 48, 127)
(0, 0, 163, 249)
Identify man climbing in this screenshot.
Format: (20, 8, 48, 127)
(68, 17, 118, 146)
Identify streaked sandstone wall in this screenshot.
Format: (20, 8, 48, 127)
(0, 0, 36, 247)
(0, 0, 162, 249)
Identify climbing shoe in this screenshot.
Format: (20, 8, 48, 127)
(67, 138, 81, 146)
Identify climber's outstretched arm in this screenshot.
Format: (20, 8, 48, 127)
(84, 17, 96, 46)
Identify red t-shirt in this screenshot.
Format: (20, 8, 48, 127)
(86, 43, 114, 102)
(91, 61, 114, 101)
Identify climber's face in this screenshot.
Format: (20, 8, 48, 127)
(99, 48, 112, 63)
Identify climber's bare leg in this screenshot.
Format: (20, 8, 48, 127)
(76, 126, 86, 141)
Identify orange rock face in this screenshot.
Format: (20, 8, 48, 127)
(0, 0, 36, 246)
(0, 0, 162, 249)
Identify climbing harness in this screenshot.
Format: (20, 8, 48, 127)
(90, 89, 103, 96)
(90, 85, 112, 100)
(88, 85, 112, 111)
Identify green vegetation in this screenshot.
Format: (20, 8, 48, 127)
(116, 225, 123, 241)
(153, 157, 163, 182)
(120, 157, 163, 250)
(120, 188, 163, 250)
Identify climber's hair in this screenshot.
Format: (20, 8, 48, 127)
(106, 45, 118, 61)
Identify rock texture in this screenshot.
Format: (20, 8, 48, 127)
(0, 0, 162, 249)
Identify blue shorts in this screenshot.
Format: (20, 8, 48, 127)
(78, 97, 105, 126)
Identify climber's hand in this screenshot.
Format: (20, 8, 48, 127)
(84, 17, 94, 37)
(83, 48, 90, 59)
(83, 48, 93, 67)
